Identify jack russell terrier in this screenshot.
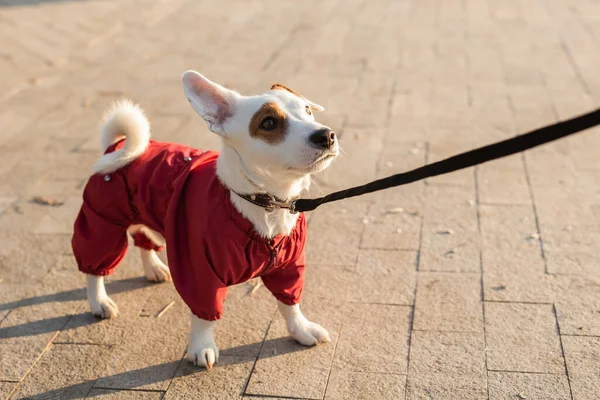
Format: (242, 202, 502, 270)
(72, 70, 339, 369)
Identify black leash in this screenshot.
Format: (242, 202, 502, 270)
(291, 108, 600, 213)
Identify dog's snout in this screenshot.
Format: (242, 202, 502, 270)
(309, 128, 336, 150)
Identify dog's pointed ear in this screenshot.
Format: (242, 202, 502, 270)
(270, 83, 325, 112)
(182, 70, 238, 134)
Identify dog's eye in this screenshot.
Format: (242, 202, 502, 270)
(260, 117, 277, 131)
(305, 105, 312, 116)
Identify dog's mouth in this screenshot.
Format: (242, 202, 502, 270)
(288, 151, 338, 173)
(313, 151, 337, 165)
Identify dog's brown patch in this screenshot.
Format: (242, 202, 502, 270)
(271, 83, 303, 98)
(271, 83, 319, 113)
(249, 102, 288, 144)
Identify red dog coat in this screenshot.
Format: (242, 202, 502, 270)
(72, 140, 306, 321)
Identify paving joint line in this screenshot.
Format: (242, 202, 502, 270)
(474, 165, 491, 400)
(505, 95, 550, 275)
(241, 309, 277, 397)
(487, 369, 568, 376)
(92, 386, 167, 393)
(553, 303, 575, 400)
(561, 333, 600, 338)
(347, 301, 413, 307)
(484, 300, 553, 305)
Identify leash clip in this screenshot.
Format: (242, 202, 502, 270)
(289, 200, 298, 214)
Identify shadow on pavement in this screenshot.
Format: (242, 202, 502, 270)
(19, 337, 310, 399)
(0, 312, 99, 338)
(0, 0, 93, 7)
(0, 277, 151, 312)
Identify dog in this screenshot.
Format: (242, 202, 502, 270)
(71, 70, 339, 369)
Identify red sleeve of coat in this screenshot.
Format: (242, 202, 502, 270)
(71, 173, 133, 276)
(171, 260, 229, 321)
(261, 251, 305, 306)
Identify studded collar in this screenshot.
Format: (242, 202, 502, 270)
(232, 191, 300, 213)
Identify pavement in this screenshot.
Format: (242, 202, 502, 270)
(1, 0, 599, 399)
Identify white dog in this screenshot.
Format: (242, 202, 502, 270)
(72, 70, 339, 368)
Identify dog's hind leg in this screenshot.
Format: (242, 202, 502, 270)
(129, 225, 171, 282)
(140, 249, 171, 282)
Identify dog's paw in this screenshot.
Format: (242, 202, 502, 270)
(288, 318, 331, 346)
(90, 295, 119, 319)
(187, 340, 219, 369)
(144, 258, 171, 283)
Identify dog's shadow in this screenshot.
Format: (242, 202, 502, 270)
(2, 278, 312, 398)
(18, 338, 308, 399)
(0, 277, 152, 338)
(0, 0, 94, 8)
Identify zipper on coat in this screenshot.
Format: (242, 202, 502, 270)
(261, 241, 278, 276)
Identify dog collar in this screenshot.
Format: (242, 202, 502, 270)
(232, 191, 300, 214)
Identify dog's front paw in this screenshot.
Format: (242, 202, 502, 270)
(287, 317, 331, 346)
(90, 295, 119, 319)
(187, 339, 219, 369)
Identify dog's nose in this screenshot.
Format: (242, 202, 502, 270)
(309, 128, 336, 150)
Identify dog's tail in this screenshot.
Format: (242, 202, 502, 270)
(92, 99, 150, 174)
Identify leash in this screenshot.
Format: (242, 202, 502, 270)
(289, 108, 600, 213)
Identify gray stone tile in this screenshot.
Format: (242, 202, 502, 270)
(533, 186, 594, 227)
(361, 202, 422, 251)
(413, 272, 483, 332)
(94, 285, 188, 391)
(543, 224, 600, 277)
(420, 185, 480, 273)
(562, 335, 600, 400)
(33, 196, 82, 235)
(479, 204, 553, 303)
(12, 343, 113, 399)
(87, 389, 164, 399)
(164, 355, 251, 400)
(214, 283, 276, 358)
(348, 249, 417, 306)
(57, 279, 156, 345)
(245, 272, 346, 399)
(306, 199, 370, 266)
(405, 329, 487, 399)
(0, 297, 83, 381)
(554, 275, 600, 337)
(488, 371, 571, 400)
(333, 303, 411, 374)
(325, 371, 406, 400)
(477, 156, 532, 205)
(485, 302, 565, 374)
(405, 372, 488, 400)
(0, 382, 17, 399)
(0, 196, 17, 215)
(408, 331, 486, 376)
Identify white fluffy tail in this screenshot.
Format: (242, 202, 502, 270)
(92, 99, 150, 174)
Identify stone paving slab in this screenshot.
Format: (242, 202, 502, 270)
(485, 303, 565, 374)
(11, 343, 113, 399)
(413, 272, 484, 333)
(487, 371, 572, 400)
(562, 336, 600, 400)
(324, 371, 406, 400)
(1, 0, 600, 399)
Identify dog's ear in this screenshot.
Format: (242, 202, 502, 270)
(270, 83, 325, 112)
(182, 70, 238, 134)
